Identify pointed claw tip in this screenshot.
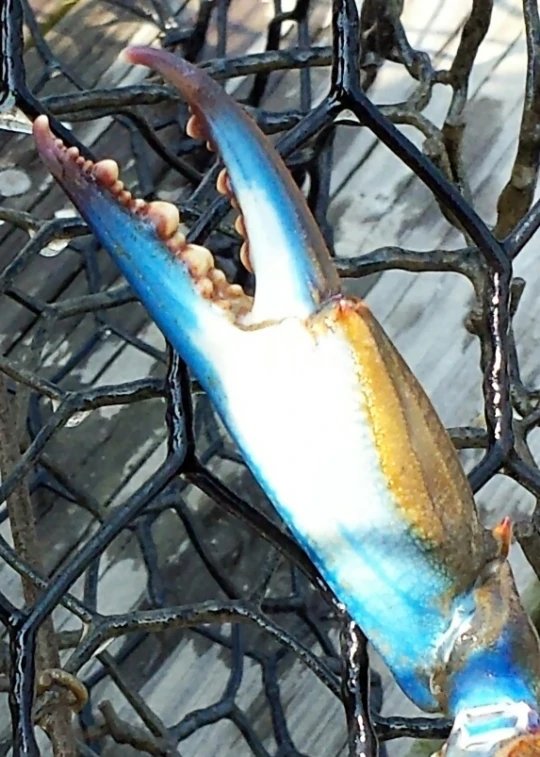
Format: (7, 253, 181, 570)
(32, 114, 52, 150)
(122, 45, 206, 106)
(123, 45, 176, 74)
(119, 47, 134, 65)
(122, 45, 148, 66)
(33, 113, 50, 134)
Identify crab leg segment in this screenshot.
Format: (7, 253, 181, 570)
(124, 46, 340, 325)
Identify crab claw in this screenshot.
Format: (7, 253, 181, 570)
(34, 49, 540, 751)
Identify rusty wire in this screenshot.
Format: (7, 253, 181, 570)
(0, 0, 539, 755)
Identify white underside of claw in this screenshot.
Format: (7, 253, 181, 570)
(240, 188, 315, 324)
(211, 316, 449, 664)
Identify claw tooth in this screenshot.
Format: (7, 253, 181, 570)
(93, 159, 119, 187)
(228, 284, 244, 297)
(240, 242, 253, 273)
(145, 200, 180, 239)
(197, 278, 214, 298)
(217, 168, 237, 207)
(234, 215, 246, 238)
(186, 113, 207, 141)
(216, 168, 229, 196)
(166, 230, 187, 254)
(181, 244, 214, 277)
(209, 268, 226, 286)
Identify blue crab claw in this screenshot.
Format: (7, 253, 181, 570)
(34, 47, 540, 751)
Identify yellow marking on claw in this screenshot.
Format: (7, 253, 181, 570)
(332, 298, 484, 588)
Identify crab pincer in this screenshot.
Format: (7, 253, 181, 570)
(33, 47, 540, 756)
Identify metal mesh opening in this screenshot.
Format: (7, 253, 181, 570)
(0, 0, 539, 755)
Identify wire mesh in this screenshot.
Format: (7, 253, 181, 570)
(0, 0, 539, 755)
